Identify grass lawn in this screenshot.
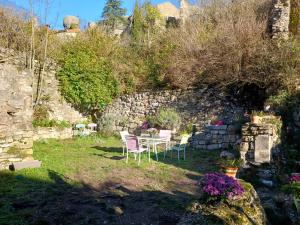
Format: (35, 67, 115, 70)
(0, 135, 221, 225)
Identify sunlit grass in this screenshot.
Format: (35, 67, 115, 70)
(0, 135, 221, 225)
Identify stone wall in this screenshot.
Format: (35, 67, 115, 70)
(0, 64, 33, 169)
(190, 125, 240, 150)
(240, 123, 279, 164)
(35, 69, 85, 123)
(101, 87, 243, 133)
(1, 47, 85, 124)
(270, 0, 290, 39)
(33, 127, 73, 141)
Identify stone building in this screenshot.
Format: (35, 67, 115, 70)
(157, 0, 199, 24)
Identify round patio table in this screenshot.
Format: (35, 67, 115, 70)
(137, 135, 168, 161)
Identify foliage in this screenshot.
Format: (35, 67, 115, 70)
(251, 110, 265, 117)
(201, 172, 245, 202)
(220, 158, 244, 168)
(290, 174, 300, 183)
(147, 108, 181, 130)
(33, 104, 49, 120)
(33, 119, 71, 129)
(56, 29, 119, 112)
(282, 175, 300, 198)
(101, 0, 127, 32)
(0, 6, 31, 51)
(289, 0, 300, 36)
(98, 113, 119, 136)
(131, 0, 162, 47)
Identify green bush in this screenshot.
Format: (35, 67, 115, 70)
(56, 29, 119, 112)
(148, 108, 181, 130)
(33, 119, 71, 129)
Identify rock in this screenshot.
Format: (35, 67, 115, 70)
(178, 181, 267, 225)
(63, 15, 80, 29)
(220, 151, 235, 159)
(259, 179, 274, 188)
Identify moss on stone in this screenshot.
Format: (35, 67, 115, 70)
(178, 180, 267, 225)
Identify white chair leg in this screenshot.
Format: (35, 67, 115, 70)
(134, 154, 137, 160)
(138, 153, 141, 165)
(155, 145, 158, 161)
(123, 145, 125, 156)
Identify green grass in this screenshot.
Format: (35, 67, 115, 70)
(0, 135, 221, 225)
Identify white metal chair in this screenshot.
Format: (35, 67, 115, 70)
(120, 131, 129, 156)
(154, 130, 171, 154)
(125, 136, 150, 165)
(168, 135, 189, 161)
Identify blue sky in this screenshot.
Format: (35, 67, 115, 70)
(10, 0, 180, 29)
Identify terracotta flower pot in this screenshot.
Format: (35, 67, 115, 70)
(251, 115, 261, 124)
(223, 167, 238, 178)
(294, 196, 300, 213)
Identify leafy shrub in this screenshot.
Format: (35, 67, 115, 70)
(56, 29, 120, 112)
(201, 172, 245, 202)
(147, 108, 181, 130)
(98, 113, 119, 136)
(33, 119, 71, 129)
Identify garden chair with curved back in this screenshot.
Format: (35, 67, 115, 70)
(157, 130, 172, 152)
(125, 135, 150, 165)
(119, 131, 129, 156)
(168, 134, 190, 161)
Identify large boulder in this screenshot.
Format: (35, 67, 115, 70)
(63, 16, 80, 29)
(178, 181, 267, 225)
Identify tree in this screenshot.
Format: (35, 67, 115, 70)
(131, 0, 162, 47)
(102, 0, 126, 32)
(131, 0, 144, 44)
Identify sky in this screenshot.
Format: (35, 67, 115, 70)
(6, 0, 180, 29)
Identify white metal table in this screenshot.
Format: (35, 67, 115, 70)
(137, 135, 168, 161)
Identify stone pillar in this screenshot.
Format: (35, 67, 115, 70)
(270, 0, 291, 39)
(241, 123, 278, 164)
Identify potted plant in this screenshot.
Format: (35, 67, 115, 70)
(220, 158, 243, 178)
(146, 128, 158, 137)
(201, 172, 245, 202)
(251, 111, 264, 124)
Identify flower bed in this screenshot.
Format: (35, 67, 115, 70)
(201, 172, 244, 201)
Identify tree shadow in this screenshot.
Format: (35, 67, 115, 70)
(0, 170, 200, 225)
(93, 146, 124, 154)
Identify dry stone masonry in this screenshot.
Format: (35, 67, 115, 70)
(33, 127, 73, 141)
(191, 125, 240, 150)
(102, 87, 243, 134)
(0, 64, 33, 169)
(240, 123, 279, 164)
(270, 0, 290, 39)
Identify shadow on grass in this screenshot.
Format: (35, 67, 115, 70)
(0, 170, 203, 225)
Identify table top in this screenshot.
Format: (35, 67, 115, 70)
(137, 135, 168, 141)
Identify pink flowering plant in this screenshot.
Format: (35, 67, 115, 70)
(283, 174, 300, 199)
(201, 172, 245, 202)
(290, 174, 300, 183)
